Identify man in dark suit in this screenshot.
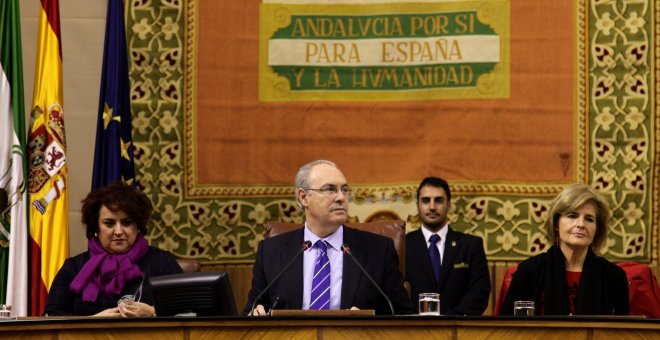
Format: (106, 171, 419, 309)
(245, 160, 414, 315)
(406, 177, 491, 315)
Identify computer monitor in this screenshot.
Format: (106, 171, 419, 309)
(149, 271, 238, 316)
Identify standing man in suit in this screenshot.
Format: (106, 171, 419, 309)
(406, 176, 491, 315)
(245, 160, 414, 315)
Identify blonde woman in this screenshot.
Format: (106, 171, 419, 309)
(501, 184, 629, 315)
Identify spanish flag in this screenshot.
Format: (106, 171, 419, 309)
(27, 0, 68, 316)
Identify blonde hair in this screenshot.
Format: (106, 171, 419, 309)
(544, 183, 610, 251)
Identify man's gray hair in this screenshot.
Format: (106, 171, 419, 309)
(294, 160, 337, 209)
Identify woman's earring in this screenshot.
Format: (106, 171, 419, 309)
(554, 230, 559, 245)
(94, 232, 98, 238)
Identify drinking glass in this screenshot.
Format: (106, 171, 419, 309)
(0, 304, 11, 318)
(118, 282, 143, 307)
(418, 293, 440, 316)
(513, 300, 535, 316)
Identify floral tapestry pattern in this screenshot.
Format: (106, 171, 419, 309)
(127, 0, 656, 264)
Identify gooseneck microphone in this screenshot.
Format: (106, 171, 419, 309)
(341, 244, 395, 316)
(249, 240, 312, 316)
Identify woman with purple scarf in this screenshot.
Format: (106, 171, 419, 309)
(44, 182, 183, 317)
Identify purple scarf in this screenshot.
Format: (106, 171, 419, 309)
(69, 234, 148, 302)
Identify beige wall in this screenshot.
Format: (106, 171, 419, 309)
(20, 0, 106, 257)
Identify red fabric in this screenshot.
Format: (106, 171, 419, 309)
(494, 266, 518, 315)
(494, 262, 660, 317)
(566, 271, 581, 315)
(618, 262, 660, 318)
(28, 238, 47, 316)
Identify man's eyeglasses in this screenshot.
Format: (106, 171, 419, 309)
(305, 186, 353, 198)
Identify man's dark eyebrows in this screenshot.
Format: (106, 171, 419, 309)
(420, 196, 443, 200)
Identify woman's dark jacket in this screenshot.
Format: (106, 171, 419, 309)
(44, 246, 183, 316)
(501, 245, 629, 315)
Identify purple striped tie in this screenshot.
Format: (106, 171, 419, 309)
(310, 240, 331, 310)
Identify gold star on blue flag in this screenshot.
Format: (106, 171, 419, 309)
(92, 0, 135, 190)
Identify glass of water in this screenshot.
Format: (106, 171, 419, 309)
(118, 282, 143, 307)
(418, 293, 440, 316)
(0, 304, 11, 318)
(513, 300, 535, 316)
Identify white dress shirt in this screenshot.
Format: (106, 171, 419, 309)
(421, 224, 449, 265)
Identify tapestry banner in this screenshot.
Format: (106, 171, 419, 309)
(259, 1, 510, 100)
(125, 0, 656, 264)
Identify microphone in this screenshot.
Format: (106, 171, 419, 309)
(341, 244, 395, 316)
(249, 240, 312, 316)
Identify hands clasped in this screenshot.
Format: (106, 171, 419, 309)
(92, 300, 155, 318)
(118, 300, 156, 317)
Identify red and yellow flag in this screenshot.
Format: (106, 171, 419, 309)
(27, 0, 68, 316)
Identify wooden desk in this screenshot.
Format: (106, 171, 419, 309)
(0, 316, 658, 339)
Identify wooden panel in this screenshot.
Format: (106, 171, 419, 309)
(0, 333, 55, 340)
(2, 317, 660, 339)
(203, 263, 254, 313)
(57, 329, 181, 340)
(491, 261, 520, 314)
(593, 329, 660, 340)
(189, 327, 316, 340)
(459, 327, 585, 340)
(323, 326, 452, 339)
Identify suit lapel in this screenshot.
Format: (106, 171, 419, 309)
(410, 229, 438, 286)
(438, 227, 458, 290)
(283, 228, 304, 309)
(340, 227, 363, 309)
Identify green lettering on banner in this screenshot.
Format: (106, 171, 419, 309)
(259, 1, 510, 101)
(276, 12, 494, 39)
(273, 63, 493, 90)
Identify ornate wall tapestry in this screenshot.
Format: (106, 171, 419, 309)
(127, 0, 656, 264)
(259, 1, 509, 101)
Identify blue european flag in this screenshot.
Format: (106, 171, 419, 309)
(92, 0, 135, 190)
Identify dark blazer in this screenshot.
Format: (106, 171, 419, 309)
(406, 227, 491, 315)
(244, 226, 415, 315)
(44, 246, 183, 316)
(500, 245, 629, 315)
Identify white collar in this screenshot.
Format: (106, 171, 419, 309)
(303, 223, 344, 252)
(420, 223, 449, 243)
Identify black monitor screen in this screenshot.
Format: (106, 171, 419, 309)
(149, 271, 238, 316)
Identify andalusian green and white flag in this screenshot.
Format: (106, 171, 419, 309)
(0, 0, 28, 317)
